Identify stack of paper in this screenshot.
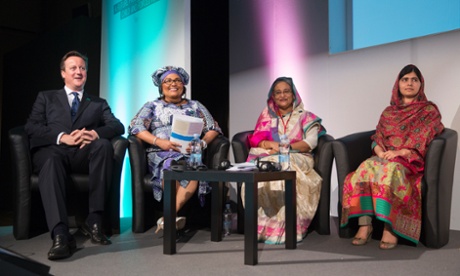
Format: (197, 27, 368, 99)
(226, 162, 257, 171)
(170, 114, 204, 153)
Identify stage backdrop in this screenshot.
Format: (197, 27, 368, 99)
(101, 0, 191, 217)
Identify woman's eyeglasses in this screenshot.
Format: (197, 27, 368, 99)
(163, 78, 183, 85)
(273, 89, 292, 97)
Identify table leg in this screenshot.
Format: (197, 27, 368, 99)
(237, 182, 244, 234)
(285, 178, 297, 250)
(244, 180, 258, 265)
(211, 181, 223, 242)
(163, 178, 177, 254)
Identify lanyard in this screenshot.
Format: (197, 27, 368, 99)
(277, 110, 293, 134)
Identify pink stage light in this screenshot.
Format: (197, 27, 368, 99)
(252, 0, 307, 81)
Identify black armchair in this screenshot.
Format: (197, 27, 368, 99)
(128, 134, 230, 233)
(231, 130, 335, 235)
(332, 128, 458, 248)
(8, 126, 128, 240)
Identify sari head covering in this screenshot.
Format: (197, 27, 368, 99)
(266, 77, 300, 117)
(390, 64, 426, 106)
(248, 77, 326, 148)
(372, 64, 444, 172)
(151, 66, 190, 96)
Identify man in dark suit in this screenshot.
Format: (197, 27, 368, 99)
(24, 50, 125, 260)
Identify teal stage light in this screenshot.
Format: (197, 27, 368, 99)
(101, 0, 190, 218)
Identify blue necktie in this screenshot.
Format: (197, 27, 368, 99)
(70, 92, 80, 121)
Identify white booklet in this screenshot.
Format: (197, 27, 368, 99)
(170, 114, 204, 153)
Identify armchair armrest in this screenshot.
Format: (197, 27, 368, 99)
(422, 128, 458, 248)
(423, 128, 458, 193)
(332, 130, 375, 188)
(108, 135, 128, 234)
(231, 130, 253, 163)
(312, 133, 335, 235)
(9, 126, 34, 239)
(128, 135, 157, 233)
(8, 126, 32, 183)
(112, 136, 129, 166)
(128, 135, 148, 180)
(314, 134, 335, 177)
(204, 134, 230, 169)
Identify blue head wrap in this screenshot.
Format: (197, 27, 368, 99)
(151, 66, 190, 87)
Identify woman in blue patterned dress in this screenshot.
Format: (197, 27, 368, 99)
(128, 66, 222, 233)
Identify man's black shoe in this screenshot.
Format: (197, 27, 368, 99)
(48, 234, 76, 260)
(81, 222, 112, 245)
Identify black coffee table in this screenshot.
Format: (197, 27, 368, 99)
(163, 169, 296, 265)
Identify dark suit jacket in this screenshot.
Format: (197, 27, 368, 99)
(25, 89, 124, 149)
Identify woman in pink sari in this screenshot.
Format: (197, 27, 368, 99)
(241, 77, 326, 244)
(341, 64, 444, 249)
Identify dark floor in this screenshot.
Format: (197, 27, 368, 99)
(1, 216, 460, 276)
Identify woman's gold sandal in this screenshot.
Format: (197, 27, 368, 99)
(352, 226, 373, 246)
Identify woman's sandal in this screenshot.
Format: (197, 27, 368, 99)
(155, 217, 164, 234)
(379, 241, 397, 250)
(176, 217, 186, 230)
(352, 226, 373, 246)
(379, 225, 398, 250)
(154, 217, 187, 234)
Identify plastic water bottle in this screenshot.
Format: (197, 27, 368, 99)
(188, 133, 202, 168)
(279, 134, 290, 171)
(223, 203, 232, 236)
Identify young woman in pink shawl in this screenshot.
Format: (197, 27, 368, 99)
(241, 77, 326, 244)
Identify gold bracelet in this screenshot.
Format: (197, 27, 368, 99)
(153, 137, 158, 146)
